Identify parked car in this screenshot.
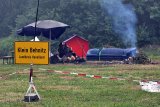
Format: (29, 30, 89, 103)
(86, 48, 137, 61)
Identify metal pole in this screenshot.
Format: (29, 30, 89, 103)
(34, 0, 40, 40)
(49, 30, 51, 64)
(29, 64, 33, 82)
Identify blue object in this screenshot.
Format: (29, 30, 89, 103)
(87, 48, 137, 61)
(86, 48, 101, 60)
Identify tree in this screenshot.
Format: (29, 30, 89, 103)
(1, 0, 160, 56)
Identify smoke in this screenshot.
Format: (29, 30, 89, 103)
(99, 0, 137, 47)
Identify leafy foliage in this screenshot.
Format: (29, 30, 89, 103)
(0, 0, 160, 55)
(0, 36, 15, 56)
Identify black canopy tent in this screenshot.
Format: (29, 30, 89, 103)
(17, 20, 70, 40)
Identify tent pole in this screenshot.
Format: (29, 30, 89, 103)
(49, 30, 51, 64)
(34, 0, 40, 40)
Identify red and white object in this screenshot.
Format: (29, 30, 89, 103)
(47, 70, 122, 80)
(140, 80, 160, 92)
(46, 69, 160, 93)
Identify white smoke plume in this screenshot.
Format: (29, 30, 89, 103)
(99, 0, 137, 47)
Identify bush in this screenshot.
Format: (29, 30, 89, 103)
(133, 51, 151, 64)
(0, 36, 15, 56)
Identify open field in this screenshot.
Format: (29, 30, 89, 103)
(0, 63, 160, 107)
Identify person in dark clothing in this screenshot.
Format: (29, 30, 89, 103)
(63, 43, 69, 56)
(58, 42, 65, 58)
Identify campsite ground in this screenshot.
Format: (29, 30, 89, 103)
(0, 63, 160, 107)
(0, 46, 160, 107)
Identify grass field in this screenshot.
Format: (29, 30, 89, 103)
(0, 62, 160, 107)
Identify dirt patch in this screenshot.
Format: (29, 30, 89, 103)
(0, 72, 16, 80)
(0, 92, 23, 102)
(0, 76, 2, 79)
(42, 85, 80, 91)
(16, 70, 45, 74)
(60, 75, 90, 80)
(0, 98, 22, 103)
(129, 85, 141, 91)
(81, 77, 89, 80)
(60, 76, 75, 80)
(36, 75, 49, 79)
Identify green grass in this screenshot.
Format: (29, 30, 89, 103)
(0, 63, 160, 107)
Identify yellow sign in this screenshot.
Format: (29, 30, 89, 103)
(14, 41, 49, 64)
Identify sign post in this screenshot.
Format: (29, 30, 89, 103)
(14, 41, 49, 102)
(14, 41, 49, 65)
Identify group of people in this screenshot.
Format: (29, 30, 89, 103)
(51, 42, 78, 63)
